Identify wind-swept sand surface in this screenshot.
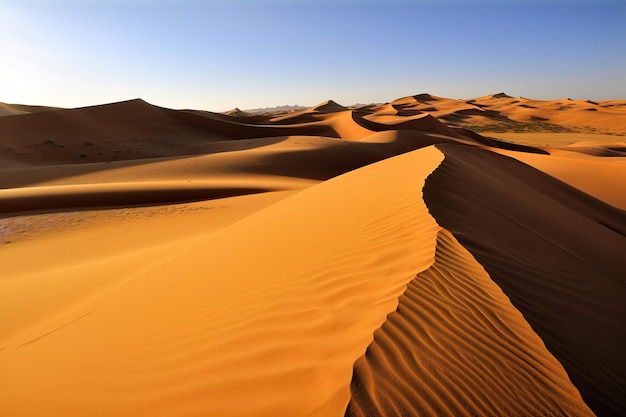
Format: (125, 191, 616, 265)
(1, 93, 624, 416)
(346, 229, 593, 417)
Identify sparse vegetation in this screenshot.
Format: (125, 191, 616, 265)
(463, 121, 576, 133)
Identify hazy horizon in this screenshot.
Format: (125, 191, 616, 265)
(1, 0, 625, 112)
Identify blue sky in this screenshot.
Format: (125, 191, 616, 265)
(1, 0, 624, 110)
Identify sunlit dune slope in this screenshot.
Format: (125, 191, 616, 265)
(495, 148, 626, 210)
(0, 147, 444, 417)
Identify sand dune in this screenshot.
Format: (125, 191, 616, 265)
(1, 93, 624, 416)
(385, 92, 626, 136)
(424, 144, 626, 416)
(222, 107, 253, 117)
(0, 147, 444, 416)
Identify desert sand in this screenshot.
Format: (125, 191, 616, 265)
(1, 93, 624, 416)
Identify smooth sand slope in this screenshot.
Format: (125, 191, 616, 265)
(1, 93, 625, 416)
(495, 148, 626, 210)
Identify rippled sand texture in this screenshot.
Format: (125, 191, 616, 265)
(347, 229, 593, 417)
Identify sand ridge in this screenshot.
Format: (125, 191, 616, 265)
(346, 229, 593, 417)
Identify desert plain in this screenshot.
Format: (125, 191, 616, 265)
(0, 93, 625, 416)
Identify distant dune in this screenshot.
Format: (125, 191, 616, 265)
(1, 93, 624, 416)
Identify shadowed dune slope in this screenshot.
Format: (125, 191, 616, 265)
(0, 182, 273, 214)
(357, 112, 464, 138)
(0, 131, 451, 212)
(0, 99, 341, 165)
(0, 99, 219, 164)
(423, 144, 626, 416)
(345, 229, 593, 417)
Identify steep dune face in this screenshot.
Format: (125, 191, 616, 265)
(424, 144, 626, 416)
(346, 229, 593, 417)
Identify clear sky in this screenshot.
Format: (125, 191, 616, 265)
(1, 0, 625, 111)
